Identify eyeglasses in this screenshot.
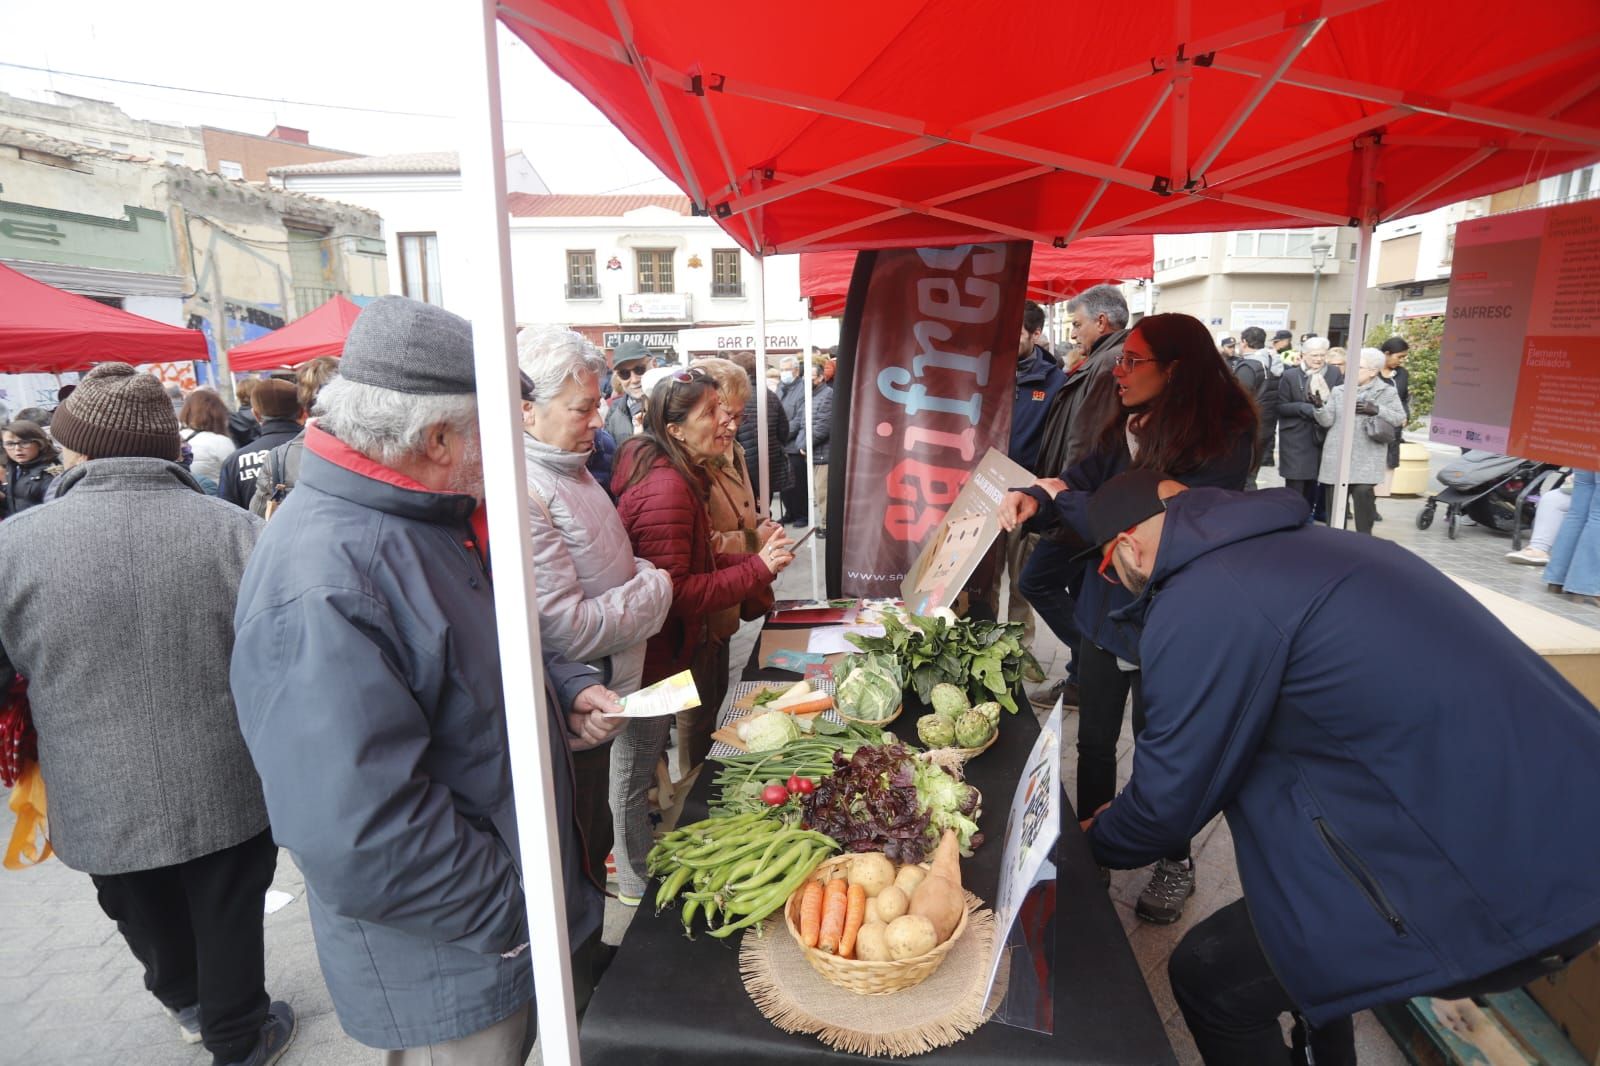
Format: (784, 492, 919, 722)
(1113, 352, 1160, 371)
(1097, 526, 1139, 585)
(615, 365, 647, 379)
(668, 367, 711, 388)
(3, 439, 34, 450)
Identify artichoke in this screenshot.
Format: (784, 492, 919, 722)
(929, 682, 970, 720)
(916, 714, 957, 748)
(954, 709, 995, 749)
(973, 701, 1002, 728)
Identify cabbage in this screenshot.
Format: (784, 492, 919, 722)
(837, 663, 901, 721)
(736, 710, 801, 752)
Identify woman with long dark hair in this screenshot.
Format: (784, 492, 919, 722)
(1000, 312, 1257, 925)
(609, 367, 794, 902)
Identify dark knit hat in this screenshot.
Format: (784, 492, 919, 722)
(50, 363, 180, 461)
(339, 295, 475, 396)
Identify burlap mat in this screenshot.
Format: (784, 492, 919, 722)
(738, 892, 1008, 1057)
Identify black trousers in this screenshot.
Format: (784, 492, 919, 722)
(1283, 478, 1318, 509)
(1077, 641, 1190, 863)
(779, 453, 809, 522)
(91, 828, 278, 1064)
(1170, 898, 1600, 1066)
(1320, 483, 1378, 535)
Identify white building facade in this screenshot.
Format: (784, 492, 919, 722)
(507, 194, 813, 358)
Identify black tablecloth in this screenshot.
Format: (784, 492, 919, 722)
(580, 648, 1176, 1065)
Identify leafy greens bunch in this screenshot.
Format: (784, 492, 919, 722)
(847, 611, 1044, 714)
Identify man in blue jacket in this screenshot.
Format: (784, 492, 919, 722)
(1079, 470, 1600, 1065)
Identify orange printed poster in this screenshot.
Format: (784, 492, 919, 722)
(1433, 198, 1600, 468)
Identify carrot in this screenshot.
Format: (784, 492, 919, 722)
(799, 879, 825, 948)
(817, 876, 849, 954)
(780, 694, 834, 716)
(838, 883, 868, 959)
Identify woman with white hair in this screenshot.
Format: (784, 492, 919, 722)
(1314, 347, 1406, 534)
(517, 327, 674, 888)
(1276, 336, 1333, 507)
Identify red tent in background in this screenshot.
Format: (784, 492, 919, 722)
(0, 261, 208, 373)
(227, 295, 363, 372)
(502, 1, 1600, 253)
(800, 236, 1154, 317)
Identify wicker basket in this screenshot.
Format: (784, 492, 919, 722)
(835, 702, 902, 727)
(781, 854, 967, 995)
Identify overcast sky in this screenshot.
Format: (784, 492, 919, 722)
(0, 0, 676, 194)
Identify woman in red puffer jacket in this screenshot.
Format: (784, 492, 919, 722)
(608, 367, 794, 902)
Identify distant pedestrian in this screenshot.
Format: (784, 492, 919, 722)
(1544, 470, 1600, 608)
(227, 377, 261, 448)
(1315, 347, 1405, 534)
(777, 354, 808, 524)
(217, 377, 303, 509)
(179, 388, 237, 493)
(1, 420, 60, 518)
(0, 363, 291, 1066)
(1275, 337, 1332, 508)
(247, 357, 339, 517)
(604, 340, 652, 445)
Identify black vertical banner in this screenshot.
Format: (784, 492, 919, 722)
(827, 242, 1033, 599)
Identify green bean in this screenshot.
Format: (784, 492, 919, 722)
(708, 855, 824, 937)
(654, 865, 693, 911)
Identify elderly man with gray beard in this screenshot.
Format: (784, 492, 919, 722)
(231, 296, 624, 1064)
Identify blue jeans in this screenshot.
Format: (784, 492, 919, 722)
(1545, 470, 1600, 597)
(1018, 535, 1085, 682)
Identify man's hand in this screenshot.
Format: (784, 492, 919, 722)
(998, 490, 1040, 532)
(1078, 800, 1113, 834)
(567, 685, 625, 750)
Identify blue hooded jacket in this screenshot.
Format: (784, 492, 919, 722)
(1089, 487, 1600, 1025)
(1009, 345, 1068, 474)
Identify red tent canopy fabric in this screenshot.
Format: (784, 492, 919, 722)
(800, 237, 1153, 317)
(502, 1, 1600, 254)
(0, 262, 208, 374)
(227, 295, 363, 372)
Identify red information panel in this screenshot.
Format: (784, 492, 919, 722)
(1434, 199, 1600, 468)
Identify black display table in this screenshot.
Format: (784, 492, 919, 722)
(580, 640, 1176, 1064)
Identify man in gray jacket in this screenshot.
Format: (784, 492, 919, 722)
(231, 297, 623, 1064)
(0, 364, 291, 1066)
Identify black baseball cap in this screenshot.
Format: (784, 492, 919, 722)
(1273, 329, 1295, 342)
(1074, 468, 1169, 563)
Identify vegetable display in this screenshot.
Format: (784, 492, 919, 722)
(848, 611, 1043, 714)
(831, 652, 904, 722)
(709, 725, 888, 818)
(800, 743, 982, 864)
(791, 835, 966, 963)
(647, 813, 838, 938)
(736, 710, 803, 752)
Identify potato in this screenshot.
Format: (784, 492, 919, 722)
(854, 921, 891, 962)
(848, 853, 896, 898)
(886, 915, 938, 960)
(893, 864, 927, 897)
(873, 885, 909, 924)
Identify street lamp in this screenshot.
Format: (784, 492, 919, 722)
(1308, 239, 1333, 338)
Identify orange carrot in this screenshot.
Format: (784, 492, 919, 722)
(799, 879, 825, 948)
(818, 876, 849, 954)
(838, 883, 868, 959)
(779, 694, 834, 716)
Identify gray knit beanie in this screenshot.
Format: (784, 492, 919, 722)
(339, 296, 476, 396)
(50, 363, 180, 461)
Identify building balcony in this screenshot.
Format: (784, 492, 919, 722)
(294, 286, 337, 315)
(710, 282, 745, 298)
(565, 282, 601, 300)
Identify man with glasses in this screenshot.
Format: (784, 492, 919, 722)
(604, 339, 653, 445)
(1021, 284, 1131, 712)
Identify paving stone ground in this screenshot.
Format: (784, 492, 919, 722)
(3, 437, 1592, 1064)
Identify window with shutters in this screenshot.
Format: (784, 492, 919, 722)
(636, 249, 674, 293)
(398, 233, 444, 306)
(711, 249, 742, 297)
(566, 250, 599, 299)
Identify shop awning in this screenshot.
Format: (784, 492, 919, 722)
(0, 261, 209, 373)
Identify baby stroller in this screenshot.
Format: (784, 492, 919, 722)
(1416, 451, 1555, 540)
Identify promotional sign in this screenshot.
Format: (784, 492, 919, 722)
(901, 447, 1033, 614)
(1432, 198, 1600, 468)
(986, 701, 1061, 1033)
(619, 292, 691, 322)
(828, 242, 1032, 598)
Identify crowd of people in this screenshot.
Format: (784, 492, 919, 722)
(3, 287, 1598, 1066)
(0, 296, 845, 1066)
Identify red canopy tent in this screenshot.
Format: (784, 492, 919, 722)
(0, 261, 208, 373)
(502, 0, 1599, 252)
(227, 294, 363, 372)
(800, 237, 1154, 317)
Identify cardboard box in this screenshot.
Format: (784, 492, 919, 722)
(1527, 943, 1600, 1065)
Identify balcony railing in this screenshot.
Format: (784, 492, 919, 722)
(566, 282, 601, 300)
(294, 286, 337, 316)
(711, 282, 745, 298)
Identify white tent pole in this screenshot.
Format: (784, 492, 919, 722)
(803, 311, 820, 602)
(455, 3, 578, 1063)
(1329, 136, 1379, 530)
(753, 256, 771, 520)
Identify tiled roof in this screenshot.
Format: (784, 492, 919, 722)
(0, 124, 149, 163)
(507, 193, 693, 217)
(269, 151, 460, 176)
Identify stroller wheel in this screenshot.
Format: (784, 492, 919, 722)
(1417, 502, 1435, 530)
